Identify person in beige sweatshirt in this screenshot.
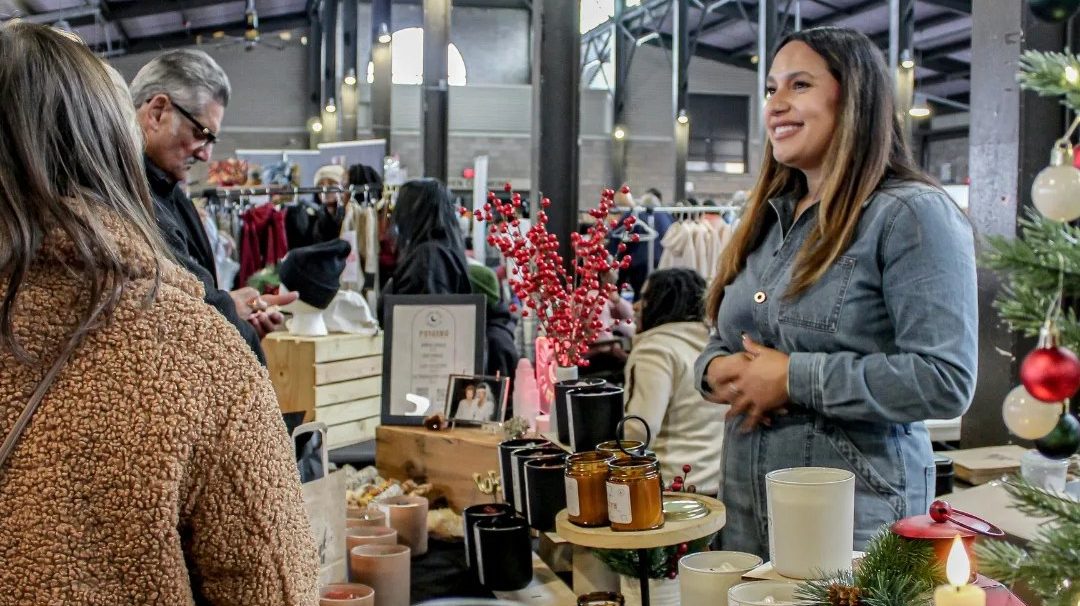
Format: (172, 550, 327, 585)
(0, 22, 318, 605)
(623, 268, 726, 495)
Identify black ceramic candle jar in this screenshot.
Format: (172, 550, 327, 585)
(473, 515, 533, 591)
(497, 438, 549, 510)
(523, 453, 568, 531)
(463, 502, 515, 578)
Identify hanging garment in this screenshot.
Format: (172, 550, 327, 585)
(238, 204, 288, 288)
(658, 222, 699, 273)
(690, 221, 714, 280)
(202, 213, 240, 291)
(284, 199, 321, 249)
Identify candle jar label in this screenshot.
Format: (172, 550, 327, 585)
(566, 476, 581, 517)
(606, 482, 632, 524)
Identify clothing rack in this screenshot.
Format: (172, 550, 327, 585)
(200, 184, 375, 201)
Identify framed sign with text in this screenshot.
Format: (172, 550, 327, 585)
(381, 294, 486, 426)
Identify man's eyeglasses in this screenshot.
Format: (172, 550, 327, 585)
(170, 100, 218, 148)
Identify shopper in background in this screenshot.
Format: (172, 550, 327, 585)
(608, 187, 672, 299)
(377, 178, 472, 319)
(131, 49, 295, 364)
(310, 163, 348, 243)
(0, 22, 318, 604)
(624, 269, 724, 496)
(468, 263, 521, 381)
(696, 26, 977, 556)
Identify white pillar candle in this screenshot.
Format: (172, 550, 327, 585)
(933, 536, 985, 606)
(679, 551, 763, 606)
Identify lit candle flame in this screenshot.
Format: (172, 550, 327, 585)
(945, 535, 971, 586)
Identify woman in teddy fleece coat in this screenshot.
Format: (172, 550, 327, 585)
(0, 22, 318, 605)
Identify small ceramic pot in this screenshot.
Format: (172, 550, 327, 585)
(379, 495, 429, 556)
(350, 544, 411, 606)
(320, 583, 374, 606)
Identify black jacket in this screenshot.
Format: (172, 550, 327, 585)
(377, 239, 472, 322)
(484, 301, 520, 382)
(145, 157, 266, 365)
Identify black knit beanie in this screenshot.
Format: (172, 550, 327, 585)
(278, 240, 352, 309)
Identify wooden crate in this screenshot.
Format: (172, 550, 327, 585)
(263, 332, 384, 448)
(375, 424, 504, 512)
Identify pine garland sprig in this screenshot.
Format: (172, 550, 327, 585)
(981, 211, 1080, 350)
(795, 527, 943, 606)
(974, 477, 1080, 606)
(1018, 50, 1080, 112)
(592, 534, 714, 579)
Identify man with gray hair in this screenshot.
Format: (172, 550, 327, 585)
(132, 49, 294, 364)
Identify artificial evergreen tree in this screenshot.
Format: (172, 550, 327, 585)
(975, 47, 1080, 606)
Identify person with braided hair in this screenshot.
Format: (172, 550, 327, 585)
(622, 268, 726, 496)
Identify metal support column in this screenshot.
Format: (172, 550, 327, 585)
(611, 0, 630, 188)
(422, 0, 450, 182)
(340, 0, 358, 139)
(530, 0, 579, 271)
(673, 0, 689, 204)
(320, 0, 339, 142)
(889, 0, 916, 141)
(370, 0, 392, 156)
(965, 2, 1068, 448)
(307, 2, 324, 147)
(757, 0, 779, 142)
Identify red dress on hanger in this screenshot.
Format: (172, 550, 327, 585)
(238, 203, 288, 288)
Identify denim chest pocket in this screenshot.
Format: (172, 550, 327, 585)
(778, 255, 856, 333)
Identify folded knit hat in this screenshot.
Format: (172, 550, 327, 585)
(278, 240, 352, 309)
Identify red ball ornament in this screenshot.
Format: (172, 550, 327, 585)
(1020, 328, 1080, 402)
(928, 500, 951, 523)
(504, 183, 513, 192)
(682, 464, 692, 474)
(541, 197, 551, 208)
(621, 185, 631, 194)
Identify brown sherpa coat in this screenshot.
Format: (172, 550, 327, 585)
(0, 215, 319, 605)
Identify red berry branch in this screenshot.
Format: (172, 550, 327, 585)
(460, 184, 639, 367)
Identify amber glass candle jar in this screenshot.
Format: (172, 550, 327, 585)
(577, 592, 625, 605)
(595, 440, 646, 460)
(565, 451, 616, 527)
(606, 456, 664, 531)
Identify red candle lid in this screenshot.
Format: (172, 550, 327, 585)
(891, 500, 1004, 539)
(891, 514, 978, 539)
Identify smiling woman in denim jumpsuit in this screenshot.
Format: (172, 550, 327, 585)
(694, 27, 977, 556)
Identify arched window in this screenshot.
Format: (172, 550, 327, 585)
(367, 27, 467, 86)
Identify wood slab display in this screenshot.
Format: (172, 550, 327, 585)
(375, 424, 504, 512)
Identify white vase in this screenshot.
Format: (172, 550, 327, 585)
(619, 574, 681, 606)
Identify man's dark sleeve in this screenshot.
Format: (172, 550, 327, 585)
(155, 202, 267, 365)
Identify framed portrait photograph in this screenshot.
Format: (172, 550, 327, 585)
(445, 374, 510, 425)
(381, 294, 486, 426)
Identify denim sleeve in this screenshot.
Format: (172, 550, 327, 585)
(695, 328, 733, 397)
(787, 192, 978, 424)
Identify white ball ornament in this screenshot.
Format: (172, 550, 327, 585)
(1031, 142, 1080, 221)
(1002, 384, 1064, 440)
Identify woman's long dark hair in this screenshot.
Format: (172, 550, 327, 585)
(392, 178, 464, 258)
(641, 268, 707, 332)
(705, 26, 934, 322)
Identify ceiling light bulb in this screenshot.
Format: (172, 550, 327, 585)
(325, 98, 337, 113)
(677, 110, 689, 125)
(613, 127, 627, 140)
(344, 69, 357, 86)
(908, 106, 931, 118)
(300, 35, 308, 46)
(901, 58, 915, 69)
(311, 121, 323, 133)
(750, 55, 759, 65)
(378, 23, 392, 44)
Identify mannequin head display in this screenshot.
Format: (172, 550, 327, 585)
(278, 240, 351, 336)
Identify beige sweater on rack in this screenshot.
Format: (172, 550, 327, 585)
(0, 215, 319, 605)
(623, 321, 727, 495)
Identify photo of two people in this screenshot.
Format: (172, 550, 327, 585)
(445, 375, 509, 424)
